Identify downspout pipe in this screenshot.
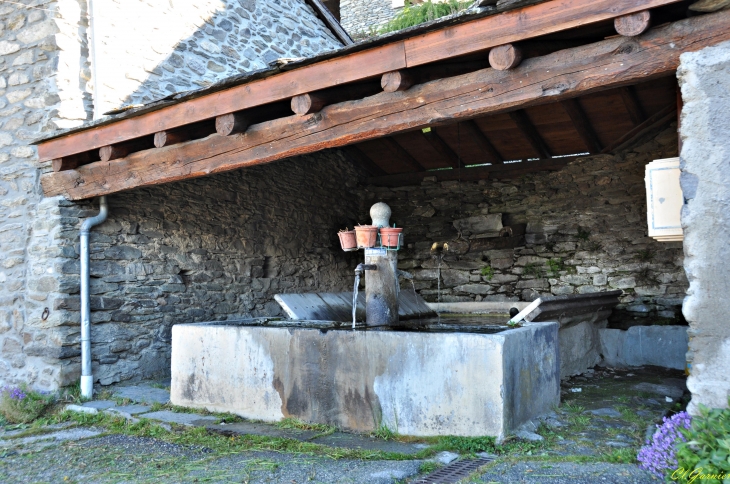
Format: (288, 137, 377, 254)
(80, 196, 108, 399)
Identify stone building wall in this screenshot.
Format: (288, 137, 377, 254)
(0, 0, 345, 390)
(678, 40, 730, 413)
(340, 0, 399, 36)
(91, 0, 343, 115)
(51, 151, 365, 386)
(0, 0, 94, 390)
(360, 126, 688, 326)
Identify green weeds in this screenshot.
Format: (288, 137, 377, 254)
(379, 0, 471, 34)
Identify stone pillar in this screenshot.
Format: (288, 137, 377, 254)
(364, 248, 399, 327)
(678, 39, 730, 413)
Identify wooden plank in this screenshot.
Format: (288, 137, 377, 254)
(379, 137, 426, 171)
(619, 86, 647, 125)
(303, 0, 354, 46)
(602, 103, 676, 154)
(459, 121, 503, 164)
(341, 146, 388, 176)
(509, 110, 552, 159)
(41, 12, 730, 200)
(367, 157, 573, 186)
(422, 130, 465, 168)
(403, 0, 682, 67)
(37, 0, 680, 163)
(560, 98, 603, 153)
(37, 42, 407, 161)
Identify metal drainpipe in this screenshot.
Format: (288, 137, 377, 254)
(80, 196, 108, 399)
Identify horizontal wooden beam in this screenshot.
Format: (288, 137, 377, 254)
(36, 0, 682, 162)
(41, 12, 730, 200)
(366, 157, 573, 187)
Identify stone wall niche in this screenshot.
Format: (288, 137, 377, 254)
(678, 39, 730, 414)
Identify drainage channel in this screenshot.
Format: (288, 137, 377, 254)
(413, 457, 495, 484)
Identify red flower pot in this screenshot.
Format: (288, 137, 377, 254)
(380, 227, 403, 248)
(355, 225, 379, 248)
(338, 230, 357, 251)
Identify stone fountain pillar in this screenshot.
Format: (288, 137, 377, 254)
(365, 202, 399, 327)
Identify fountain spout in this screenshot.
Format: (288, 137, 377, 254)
(355, 263, 378, 275)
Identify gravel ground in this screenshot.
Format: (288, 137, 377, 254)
(477, 461, 659, 483)
(0, 434, 423, 483)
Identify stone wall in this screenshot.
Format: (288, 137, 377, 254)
(91, 0, 343, 115)
(51, 151, 365, 386)
(340, 0, 399, 36)
(678, 40, 730, 414)
(0, 1, 94, 390)
(359, 126, 688, 327)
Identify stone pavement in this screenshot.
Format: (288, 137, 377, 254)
(0, 367, 682, 482)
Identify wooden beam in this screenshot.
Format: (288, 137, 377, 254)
(488, 44, 523, 70)
(216, 113, 251, 136)
(381, 70, 414, 92)
(41, 12, 730, 200)
(304, 0, 353, 46)
(99, 137, 154, 162)
(366, 157, 572, 186)
(342, 146, 388, 176)
(677, 82, 683, 154)
(614, 10, 652, 37)
(560, 98, 603, 153)
(291, 83, 382, 115)
(403, 0, 681, 66)
(619, 86, 647, 125)
(508, 110, 552, 159)
(459, 121, 503, 164)
(421, 130, 465, 168)
(154, 120, 216, 148)
(378, 137, 426, 172)
(602, 104, 676, 154)
(51, 151, 98, 172)
(36, 0, 683, 162)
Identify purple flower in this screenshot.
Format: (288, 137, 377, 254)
(637, 411, 692, 479)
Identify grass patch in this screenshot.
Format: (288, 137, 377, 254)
(481, 266, 495, 280)
(602, 447, 637, 463)
(277, 418, 336, 436)
(371, 423, 399, 441)
(379, 0, 471, 34)
(418, 461, 441, 474)
(0, 385, 55, 424)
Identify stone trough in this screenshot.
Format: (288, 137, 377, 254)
(170, 318, 559, 438)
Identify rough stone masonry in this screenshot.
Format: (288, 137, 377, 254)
(0, 0, 344, 390)
(359, 126, 688, 328)
(678, 39, 730, 414)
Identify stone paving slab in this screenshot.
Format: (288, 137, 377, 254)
(140, 410, 218, 426)
(208, 422, 427, 455)
(81, 400, 117, 410)
(0, 428, 103, 447)
(109, 404, 150, 415)
(112, 385, 170, 405)
(476, 461, 657, 483)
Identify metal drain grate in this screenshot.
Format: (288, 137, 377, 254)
(413, 457, 495, 484)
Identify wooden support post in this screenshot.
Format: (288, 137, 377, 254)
(379, 137, 425, 171)
(677, 82, 683, 154)
(560, 98, 603, 153)
(381, 70, 414, 92)
(216, 113, 251, 136)
(614, 10, 652, 37)
(291, 93, 328, 116)
(460, 121, 503, 164)
(488, 44, 523, 70)
(509, 110, 552, 159)
(422, 129, 465, 168)
(619, 86, 647, 125)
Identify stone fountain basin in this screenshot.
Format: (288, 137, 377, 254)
(170, 319, 559, 438)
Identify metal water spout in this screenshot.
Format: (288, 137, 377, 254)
(352, 263, 377, 329)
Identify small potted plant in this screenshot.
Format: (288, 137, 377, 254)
(355, 225, 379, 248)
(379, 225, 403, 248)
(338, 228, 357, 251)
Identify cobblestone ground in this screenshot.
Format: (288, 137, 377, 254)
(0, 366, 681, 483)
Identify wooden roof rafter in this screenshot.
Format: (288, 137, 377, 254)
(40, 11, 730, 200)
(36, 0, 685, 165)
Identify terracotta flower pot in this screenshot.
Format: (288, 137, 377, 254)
(355, 225, 378, 248)
(338, 230, 357, 251)
(380, 227, 403, 248)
